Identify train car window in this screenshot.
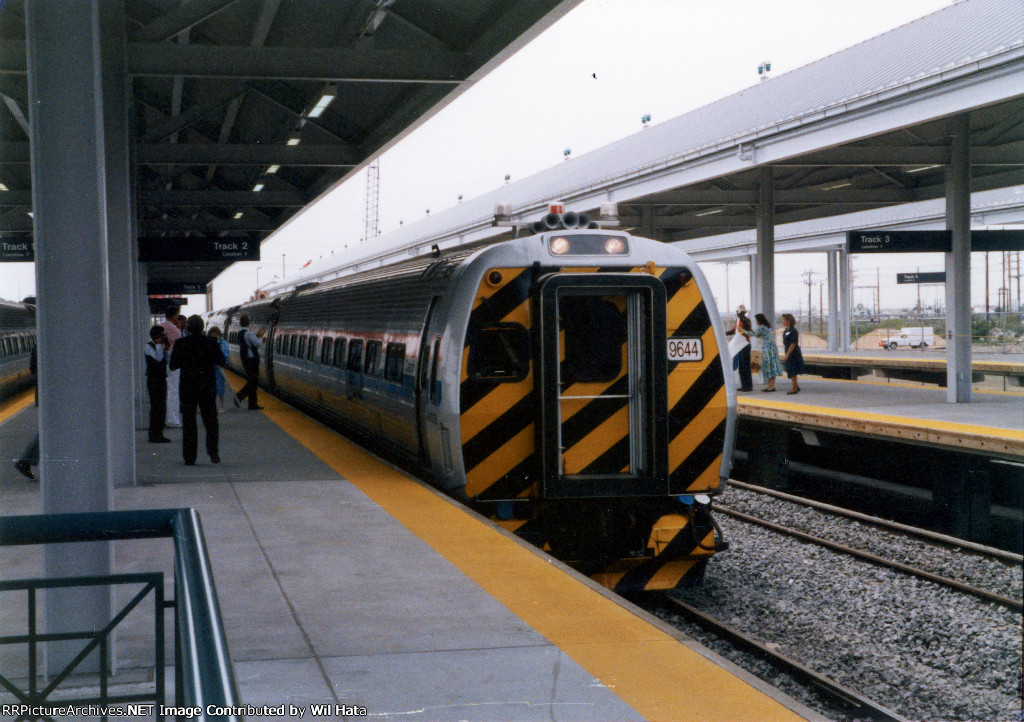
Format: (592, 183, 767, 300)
(384, 344, 406, 383)
(333, 338, 346, 368)
(287, 335, 296, 357)
(347, 340, 363, 371)
(468, 324, 530, 382)
(274, 336, 281, 354)
(297, 336, 307, 360)
(561, 297, 625, 383)
(364, 340, 381, 376)
(430, 337, 442, 403)
(307, 336, 317, 362)
(321, 337, 333, 365)
(418, 345, 430, 389)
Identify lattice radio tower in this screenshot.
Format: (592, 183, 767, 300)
(364, 158, 380, 243)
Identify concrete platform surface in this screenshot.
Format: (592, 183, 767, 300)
(1, 383, 816, 722)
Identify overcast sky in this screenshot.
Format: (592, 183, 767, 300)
(6, 0, 1016, 318)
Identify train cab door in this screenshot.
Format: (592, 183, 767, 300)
(537, 274, 667, 498)
(415, 297, 440, 466)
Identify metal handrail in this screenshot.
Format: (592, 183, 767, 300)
(0, 508, 241, 720)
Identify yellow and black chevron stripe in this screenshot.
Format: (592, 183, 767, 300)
(661, 267, 727, 494)
(460, 268, 537, 500)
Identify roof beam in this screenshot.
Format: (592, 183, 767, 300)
(774, 146, 949, 166)
(129, 0, 241, 44)
(143, 215, 278, 231)
(137, 143, 358, 166)
(141, 189, 305, 206)
(126, 44, 470, 83)
(141, 81, 247, 142)
(2, 93, 29, 138)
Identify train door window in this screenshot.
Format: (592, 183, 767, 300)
(384, 344, 405, 383)
(297, 336, 306, 360)
(429, 337, 442, 403)
(364, 340, 381, 376)
(333, 338, 346, 368)
(287, 335, 296, 357)
(321, 337, 333, 365)
(418, 344, 430, 390)
(559, 297, 625, 384)
(468, 323, 530, 382)
(307, 336, 317, 362)
(347, 340, 363, 371)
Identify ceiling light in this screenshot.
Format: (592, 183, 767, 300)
(27, 211, 33, 218)
(253, 183, 264, 192)
(0, 182, 8, 192)
(234, 212, 244, 220)
(266, 165, 280, 174)
(286, 130, 301, 146)
(906, 164, 940, 173)
(695, 208, 723, 216)
(823, 182, 851, 190)
(306, 84, 338, 119)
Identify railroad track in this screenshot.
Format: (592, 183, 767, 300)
(658, 595, 909, 722)
(717, 481, 1023, 612)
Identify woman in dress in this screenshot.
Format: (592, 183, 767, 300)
(208, 326, 230, 411)
(752, 313, 781, 392)
(780, 313, 804, 395)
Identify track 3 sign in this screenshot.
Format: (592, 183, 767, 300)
(847, 231, 951, 253)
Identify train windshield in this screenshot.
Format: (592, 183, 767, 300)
(559, 297, 625, 385)
(469, 324, 530, 381)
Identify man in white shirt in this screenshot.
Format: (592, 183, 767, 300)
(233, 314, 265, 410)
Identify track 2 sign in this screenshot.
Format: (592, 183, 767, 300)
(668, 338, 703, 361)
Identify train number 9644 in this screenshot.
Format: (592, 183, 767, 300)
(667, 338, 703, 361)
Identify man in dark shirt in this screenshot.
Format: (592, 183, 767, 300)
(169, 315, 226, 465)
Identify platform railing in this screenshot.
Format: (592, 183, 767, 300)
(0, 509, 241, 721)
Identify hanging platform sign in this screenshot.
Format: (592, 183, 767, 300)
(139, 237, 259, 262)
(972, 230, 1024, 252)
(149, 296, 187, 314)
(897, 272, 946, 284)
(847, 230, 951, 253)
(0, 239, 33, 261)
(147, 281, 206, 295)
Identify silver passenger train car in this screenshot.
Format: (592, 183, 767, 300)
(0, 300, 36, 401)
(209, 220, 735, 592)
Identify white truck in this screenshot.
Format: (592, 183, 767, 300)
(879, 326, 935, 349)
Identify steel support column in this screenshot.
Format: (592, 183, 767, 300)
(100, 0, 136, 491)
(26, 0, 113, 673)
(839, 250, 852, 352)
(828, 251, 840, 352)
(945, 115, 972, 403)
(754, 167, 775, 322)
(748, 255, 758, 315)
(640, 205, 657, 241)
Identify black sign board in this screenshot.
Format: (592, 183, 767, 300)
(0, 239, 33, 261)
(897, 272, 946, 284)
(847, 230, 951, 253)
(973, 230, 1024, 252)
(149, 297, 187, 314)
(139, 237, 259, 262)
(147, 281, 206, 295)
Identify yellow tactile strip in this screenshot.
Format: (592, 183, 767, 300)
(802, 353, 1024, 374)
(0, 390, 34, 425)
(738, 397, 1024, 459)
(226, 376, 808, 722)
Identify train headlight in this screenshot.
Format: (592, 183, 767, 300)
(550, 237, 571, 255)
(604, 237, 625, 255)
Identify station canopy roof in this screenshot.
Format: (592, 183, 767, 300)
(0, 0, 577, 288)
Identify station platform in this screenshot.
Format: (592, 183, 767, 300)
(0, 380, 819, 722)
(736, 377, 1024, 459)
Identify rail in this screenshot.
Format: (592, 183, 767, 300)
(0, 508, 241, 721)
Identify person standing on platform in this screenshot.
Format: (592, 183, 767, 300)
(160, 306, 183, 428)
(752, 313, 781, 392)
(780, 313, 804, 395)
(727, 306, 753, 392)
(233, 314, 265, 411)
(144, 325, 172, 443)
(208, 326, 229, 412)
(169, 315, 225, 465)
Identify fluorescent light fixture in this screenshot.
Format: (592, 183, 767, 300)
(695, 208, 723, 216)
(823, 182, 852, 190)
(906, 164, 940, 173)
(286, 130, 302, 146)
(253, 183, 265, 192)
(0, 182, 8, 192)
(234, 212, 244, 219)
(27, 211, 33, 218)
(266, 165, 280, 174)
(307, 84, 338, 118)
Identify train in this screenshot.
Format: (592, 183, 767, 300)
(0, 300, 36, 402)
(208, 213, 736, 592)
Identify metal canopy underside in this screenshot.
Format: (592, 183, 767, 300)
(0, 0, 576, 287)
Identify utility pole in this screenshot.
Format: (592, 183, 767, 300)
(819, 281, 824, 336)
(365, 158, 380, 244)
(876, 267, 881, 322)
(802, 269, 817, 328)
(985, 253, 989, 320)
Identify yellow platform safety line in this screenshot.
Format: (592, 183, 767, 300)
(0, 390, 35, 425)
(814, 374, 1024, 398)
(230, 374, 808, 722)
(802, 353, 1024, 374)
(738, 396, 1024, 459)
